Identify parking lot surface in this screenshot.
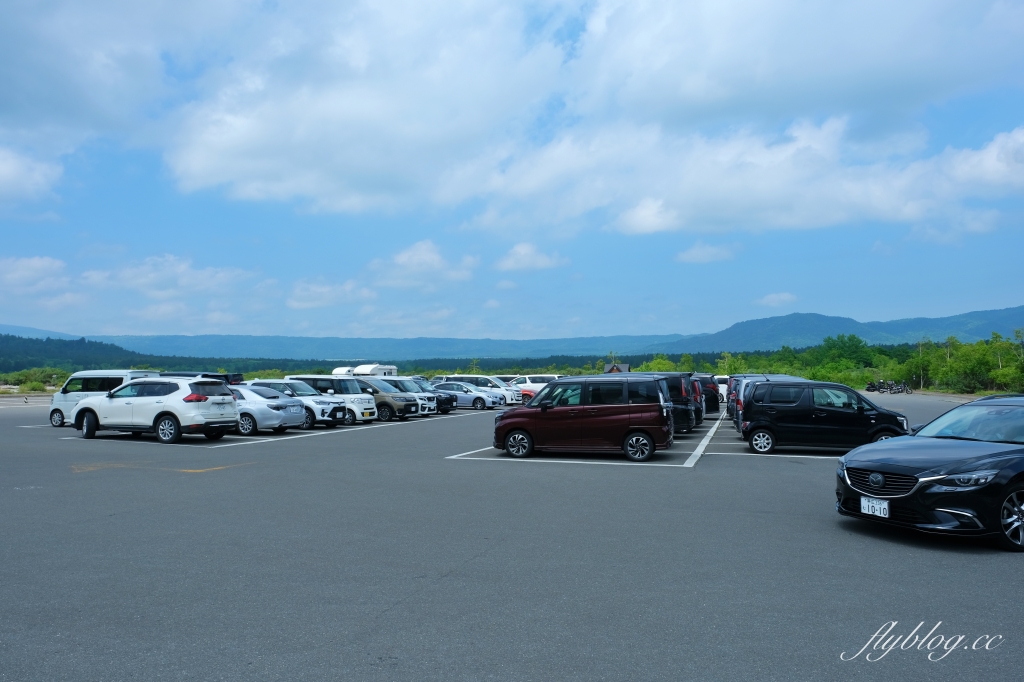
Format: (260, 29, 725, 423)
(1, 393, 1018, 681)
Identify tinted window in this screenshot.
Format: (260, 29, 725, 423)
(336, 379, 361, 394)
(190, 382, 232, 397)
(752, 384, 769, 403)
(230, 389, 245, 400)
(249, 387, 282, 399)
(138, 382, 177, 397)
(588, 382, 625, 405)
(549, 383, 582, 406)
(812, 388, 855, 410)
(82, 377, 122, 392)
(665, 378, 684, 402)
(628, 381, 661, 405)
(769, 386, 804, 404)
(110, 383, 142, 398)
(63, 378, 84, 393)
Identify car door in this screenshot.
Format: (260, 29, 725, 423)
(131, 382, 172, 427)
(102, 383, 141, 426)
(765, 385, 810, 444)
(536, 382, 583, 449)
(628, 379, 662, 427)
(582, 380, 629, 448)
(810, 387, 859, 446)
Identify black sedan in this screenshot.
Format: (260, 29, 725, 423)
(836, 396, 1024, 551)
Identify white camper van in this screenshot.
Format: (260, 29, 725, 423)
(333, 364, 398, 377)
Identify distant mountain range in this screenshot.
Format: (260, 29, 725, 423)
(2, 304, 1022, 360)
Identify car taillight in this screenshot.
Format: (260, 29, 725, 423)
(183, 393, 208, 403)
(736, 399, 743, 410)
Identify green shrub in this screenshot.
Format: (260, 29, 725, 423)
(20, 382, 47, 393)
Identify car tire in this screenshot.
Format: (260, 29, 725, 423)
(343, 410, 356, 426)
(997, 484, 1024, 552)
(82, 412, 97, 439)
(749, 429, 775, 454)
(473, 398, 485, 410)
(872, 431, 896, 442)
(623, 432, 654, 462)
(300, 408, 316, 430)
(377, 405, 394, 422)
(505, 430, 533, 458)
(238, 414, 257, 436)
(155, 415, 181, 444)
(205, 431, 226, 440)
(50, 409, 64, 427)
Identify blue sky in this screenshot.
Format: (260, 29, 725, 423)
(1, 0, 1023, 339)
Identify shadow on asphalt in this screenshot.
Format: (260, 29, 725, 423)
(836, 516, 1000, 555)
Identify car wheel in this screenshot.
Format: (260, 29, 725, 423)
(623, 432, 654, 462)
(238, 414, 257, 435)
(82, 412, 97, 439)
(872, 431, 896, 442)
(377, 405, 394, 422)
(996, 485, 1024, 552)
(50, 409, 64, 427)
(300, 408, 316, 430)
(343, 410, 356, 426)
(505, 430, 533, 458)
(205, 431, 226, 440)
(473, 398, 485, 410)
(749, 429, 775, 453)
(273, 427, 288, 433)
(155, 415, 181, 444)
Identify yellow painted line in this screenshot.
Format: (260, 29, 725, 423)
(173, 463, 254, 473)
(71, 461, 254, 474)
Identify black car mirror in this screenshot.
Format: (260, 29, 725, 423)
(463, 389, 471, 393)
(911, 424, 924, 434)
(539, 399, 553, 412)
(106, 391, 113, 398)
(857, 405, 864, 414)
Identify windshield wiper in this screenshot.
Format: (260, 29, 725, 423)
(929, 435, 983, 442)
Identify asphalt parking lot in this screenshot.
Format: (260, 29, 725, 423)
(1, 392, 1018, 681)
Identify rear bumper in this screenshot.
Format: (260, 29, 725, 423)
(185, 419, 237, 433)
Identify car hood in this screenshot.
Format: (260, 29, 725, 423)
(845, 436, 1024, 475)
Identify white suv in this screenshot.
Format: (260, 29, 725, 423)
(246, 379, 347, 429)
(70, 378, 238, 443)
(377, 376, 438, 416)
(509, 375, 564, 392)
(50, 369, 160, 427)
(284, 375, 378, 424)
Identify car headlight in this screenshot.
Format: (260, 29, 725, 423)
(395, 396, 412, 402)
(313, 400, 331, 406)
(941, 470, 999, 488)
(837, 456, 846, 476)
(897, 416, 908, 432)
(494, 412, 504, 424)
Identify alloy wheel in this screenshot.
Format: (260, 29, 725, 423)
(751, 431, 773, 453)
(50, 410, 64, 427)
(301, 409, 315, 430)
(238, 415, 256, 435)
(473, 398, 485, 410)
(625, 434, 652, 461)
(1001, 492, 1024, 547)
(157, 417, 179, 443)
(343, 410, 356, 426)
(507, 432, 530, 457)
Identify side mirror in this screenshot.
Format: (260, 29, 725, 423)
(284, 390, 295, 397)
(327, 389, 335, 395)
(857, 405, 864, 414)
(106, 391, 114, 398)
(911, 424, 924, 434)
(539, 399, 553, 412)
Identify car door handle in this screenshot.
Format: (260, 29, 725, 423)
(813, 410, 827, 417)
(124, 401, 133, 405)
(765, 408, 777, 414)
(587, 409, 598, 414)
(156, 400, 164, 404)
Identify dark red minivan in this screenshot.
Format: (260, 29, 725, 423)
(493, 375, 673, 461)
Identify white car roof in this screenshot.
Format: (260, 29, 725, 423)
(68, 369, 159, 378)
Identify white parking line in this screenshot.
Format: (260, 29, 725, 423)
(16, 425, 51, 428)
(707, 452, 840, 460)
(448, 449, 697, 468)
(682, 412, 726, 468)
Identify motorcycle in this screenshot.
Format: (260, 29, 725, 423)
(865, 381, 878, 392)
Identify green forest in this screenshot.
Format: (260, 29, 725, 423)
(2, 330, 1023, 395)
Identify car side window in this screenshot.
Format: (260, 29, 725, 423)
(549, 383, 582, 406)
(769, 386, 804, 404)
(628, 381, 660, 405)
(666, 380, 683, 402)
(63, 379, 85, 393)
(110, 384, 142, 398)
(813, 388, 853, 409)
(513, 377, 527, 385)
(588, 382, 625, 405)
(231, 389, 244, 401)
(752, 384, 769, 403)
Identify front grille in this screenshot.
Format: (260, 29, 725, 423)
(846, 468, 919, 497)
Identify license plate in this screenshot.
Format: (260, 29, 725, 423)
(289, 406, 301, 413)
(362, 411, 373, 417)
(860, 496, 889, 518)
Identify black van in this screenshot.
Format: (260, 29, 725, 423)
(741, 381, 909, 453)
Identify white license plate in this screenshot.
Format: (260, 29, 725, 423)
(289, 406, 301, 413)
(860, 496, 889, 518)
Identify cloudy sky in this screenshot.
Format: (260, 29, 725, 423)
(2, 0, 1023, 338)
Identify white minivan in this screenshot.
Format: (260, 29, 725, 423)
(49, 369, 160, 427)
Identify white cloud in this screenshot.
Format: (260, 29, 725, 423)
(287, 278, 376, 310)
(495, 243, 566, 271)
(484, 299, 500, 309)
(496, 279, 518, 290)
(619, 198, 677, 234)
(0, 256, 70, 293)
(676, 242, 734, 263)
(82, 255, 253, 300)
(757, 292, 797, 307)
(0, 149, 61, 201)
(372, 240, 477, 288)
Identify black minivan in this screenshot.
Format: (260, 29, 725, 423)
(741, 381, 908, 453)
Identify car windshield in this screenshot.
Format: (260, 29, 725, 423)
(917, 404, 1024, 444)
(488, 377, 509, 387)
(394, 380, 422, 392)
(366, 378, 399, 393)
(414, 380, 435, 392)
(284, 381, 319, 396)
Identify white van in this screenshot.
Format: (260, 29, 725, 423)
(49, 369, 161, 427)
